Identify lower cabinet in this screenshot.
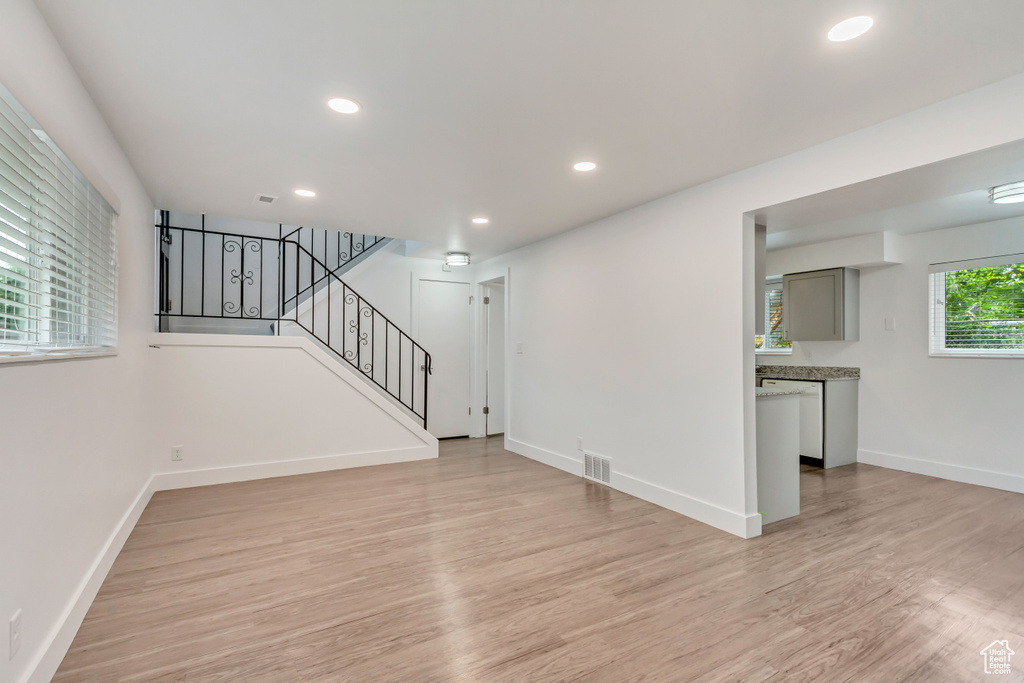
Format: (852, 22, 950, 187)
(821, 379, 858, 468)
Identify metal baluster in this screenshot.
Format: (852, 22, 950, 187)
(179, 229, 185, 315)
(240, 233, 245, 318)
(201, 215, 206, 317)
(423, 350, 429, 428)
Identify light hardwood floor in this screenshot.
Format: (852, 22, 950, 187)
(54, 437, 1024, 682)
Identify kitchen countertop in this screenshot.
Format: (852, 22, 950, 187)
(755, 365, 860, 381)
(755, 387, 805, 398)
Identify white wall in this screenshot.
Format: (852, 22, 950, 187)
(469, 73, 1024, 538)
(149, 334, 436, 487)
(0, 2, 155, 682)
(762, 217, 1024, 492)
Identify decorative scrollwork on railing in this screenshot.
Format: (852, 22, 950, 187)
(230, 269, 254, 286)
(155, 219, 428, 426)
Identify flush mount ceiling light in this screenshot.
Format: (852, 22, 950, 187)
(294, 189, 316, 197)
(990, 180, 1024, 204)
(327, 97, 361, 114)
(573, 161, 597, 172)
(472, 217, 489, 224)
(445, 252, 471, 267)
(828, 16, 874, 42)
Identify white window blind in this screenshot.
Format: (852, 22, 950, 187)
(929, 254, 1024, 357)
(756, 280, 792, 353)
(0, 82, 117, 356)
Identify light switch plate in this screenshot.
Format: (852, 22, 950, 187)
(885, 317, 897, 331)
(516, 342, 523, 354)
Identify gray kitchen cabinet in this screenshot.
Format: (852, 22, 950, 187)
(783, 267, 859, 341)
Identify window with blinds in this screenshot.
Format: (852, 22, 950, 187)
(929, 253, 1024, 357)
(755, 280, 792, 353)
(0, 82, 117, 357)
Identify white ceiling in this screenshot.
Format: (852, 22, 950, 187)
(34, 0, 1024, 261)
(758, 138, 1024, 249)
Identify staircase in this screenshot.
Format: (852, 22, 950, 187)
(155, 211, 431, 426)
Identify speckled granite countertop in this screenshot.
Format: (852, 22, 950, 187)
(755, 387, 805, 398)
(755, 365, 860, 381)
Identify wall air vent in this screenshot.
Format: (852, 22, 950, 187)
(253, 193, 278, 205)
(583, 453, 611, 484)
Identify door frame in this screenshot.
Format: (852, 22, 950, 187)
(471, 269, 510, 441)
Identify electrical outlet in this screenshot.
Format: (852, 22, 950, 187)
(171, 446, 184, 462)
(10, 609, 21, 660)
(577, 437, 583, 451)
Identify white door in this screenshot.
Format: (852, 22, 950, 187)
(418, 280, 471, 438)
(485, 283, 505, 435)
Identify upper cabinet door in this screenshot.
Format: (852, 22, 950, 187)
(783, 268, 859, 341)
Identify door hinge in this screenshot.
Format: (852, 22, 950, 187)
(483, 406, 489, 414)
(483, 296, 490, 304)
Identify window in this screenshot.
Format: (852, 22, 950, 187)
(929, 254, 1024, 357)
(0, 82, 117, 358)
(755, 280, 792, 354)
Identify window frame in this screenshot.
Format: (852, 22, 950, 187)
(756, 279, 793, 355)
(929, 253, 1024, 359)
(0, 81, 118, 363)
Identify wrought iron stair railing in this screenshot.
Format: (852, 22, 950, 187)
(279, 224, 389, 315)
(156, 216, 430, 427)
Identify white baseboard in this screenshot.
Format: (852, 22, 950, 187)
(24, 477, 155, 683)
(506, 438, 581, 475)
(507, 438, 758, 539)
(858, 449, 1024, 494)
(152, 445, 437, 491)
(613, 471, 761, 539)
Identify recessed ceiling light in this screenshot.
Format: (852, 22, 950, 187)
(827, 16, 874, 42)
(573, 161, 597, 172)
(990, 180, 1024, 204)
(472, 217, 489, 224)
(445, 252, 471, 267)
(327, 97, 360, 114)
(294, 189, 316, 197)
